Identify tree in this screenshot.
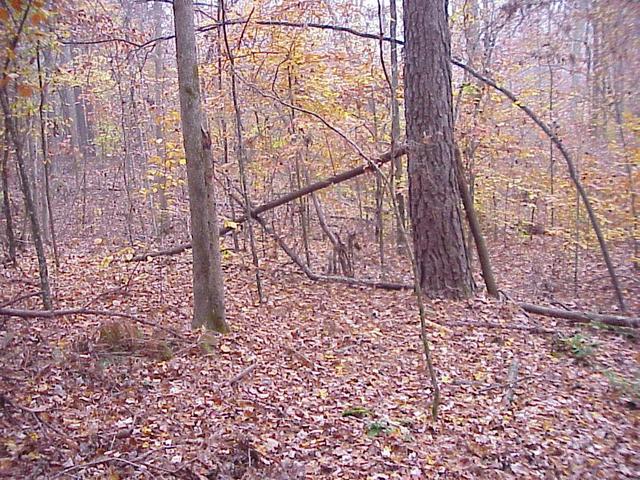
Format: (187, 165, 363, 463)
(1, 91, 53, 309)
(403, 0, 474, 299)
(173, 0, 228, 332)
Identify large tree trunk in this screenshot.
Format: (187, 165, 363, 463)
(403, 0, 474, 299)
(173, 0, 228, 332)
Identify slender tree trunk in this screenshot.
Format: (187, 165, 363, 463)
(114, 72, 136, 245)
(153, 1, 170, 238)
(220, 0, 264, 303)
(173, 0, 228, 332)
(71, 72, 91, 158)
(287, 67, 312, 267)
(37, 44, 59, 269)
(613, 98, 638, 270)
(57, 50, 80, 186)
(215, 2, 239, 253)
(403, 0, 474, 299)
(0, 90, 52, 309)
(295, 153, 312, 266)
(370, 91, 385, 277)
(389, 0, 405, 250)
(1, 128, 17, 266)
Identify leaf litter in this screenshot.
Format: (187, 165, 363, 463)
(0, 242, 638, 479)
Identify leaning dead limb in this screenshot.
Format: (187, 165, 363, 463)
(128, 146, 407, 262)
(455, 145, 499, 298)
(450, 58, 626, 312)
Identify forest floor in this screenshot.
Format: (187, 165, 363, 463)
(0, 235, 639, 479)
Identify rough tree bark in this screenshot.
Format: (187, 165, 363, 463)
(403, 0, 474, 299)
(173, 0, 228, 332)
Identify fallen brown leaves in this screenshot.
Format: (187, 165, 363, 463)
(0, 241, 638, 479)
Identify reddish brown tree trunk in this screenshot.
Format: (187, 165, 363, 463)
(403, 0, 474, 299)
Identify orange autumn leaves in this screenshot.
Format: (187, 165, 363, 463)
(0, 1, 49, 96)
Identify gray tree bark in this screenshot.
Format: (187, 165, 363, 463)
(173, 0, 228, 332)
(0, 90, 53, 309)
(1, 128, 17, 266)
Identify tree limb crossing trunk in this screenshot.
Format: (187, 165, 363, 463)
(129, 146, 407, 262)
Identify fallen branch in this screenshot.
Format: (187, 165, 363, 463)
(129, 146, 407, 262)
(519, 303, 639, 329)
(249, 215, 640, 330)
(0, 291, 41, 308)
(0, 307, 186, 339)
(446, 320, 556, 334)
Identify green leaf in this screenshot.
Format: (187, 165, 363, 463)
(342, 406, 372, 418)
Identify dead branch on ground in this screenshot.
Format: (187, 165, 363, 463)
(0, 307, 186, 339)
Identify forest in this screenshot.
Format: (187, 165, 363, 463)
(0, 0, 638, 478)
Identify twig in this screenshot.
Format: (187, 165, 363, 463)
(225, 363, 257, 386)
